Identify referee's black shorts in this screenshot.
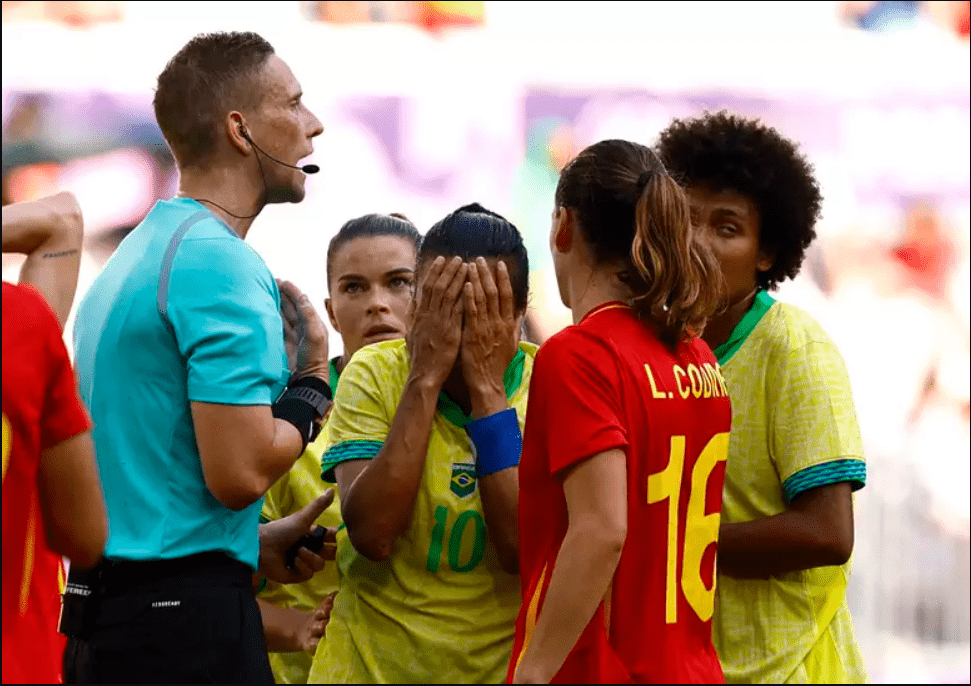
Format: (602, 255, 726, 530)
(63, 551, 272, 684)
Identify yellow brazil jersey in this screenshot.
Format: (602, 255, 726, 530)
(711, 290, 868, 684)
(260, 360, 342, 685)
(309, 339, 537, 685)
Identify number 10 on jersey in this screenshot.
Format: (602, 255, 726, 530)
(647, 432, 729, 624)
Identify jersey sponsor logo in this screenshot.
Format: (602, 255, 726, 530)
(450, 463, 476, 499)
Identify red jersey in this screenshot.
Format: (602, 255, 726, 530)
(508, 303, 732, 684)
(2, 282, 90, 684)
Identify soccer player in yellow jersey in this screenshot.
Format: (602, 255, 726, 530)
(257, 213, 421, 683)
(312, 203, 534, 684)
(658, 112, 868, 684)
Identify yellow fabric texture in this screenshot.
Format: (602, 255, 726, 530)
(712, 301, 868, 684)
(261, 423, 341, 684)
(309, 339, 537, 684)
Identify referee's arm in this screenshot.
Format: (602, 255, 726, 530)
(167, 242, 330, 512)
(192, 402, 306, 510)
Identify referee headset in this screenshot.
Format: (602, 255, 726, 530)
(237, 124, 320, 174)
(193, 118, 319, 219)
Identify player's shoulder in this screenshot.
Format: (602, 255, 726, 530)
(539, 322, 610, 364)
(342, 340, 410, 391)
(757, 298, 839, 357)
(2, 281, 59, 335)
(682, 335, 720, 366)
(3, 280, 39, 310)
(349, 338, 408, 367)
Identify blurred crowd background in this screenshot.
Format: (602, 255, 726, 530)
(2, 1, 969, 682)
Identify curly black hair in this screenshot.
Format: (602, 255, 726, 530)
(655, 111, 822, 291)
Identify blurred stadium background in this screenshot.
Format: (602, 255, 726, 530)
(2, 2, 969, 682)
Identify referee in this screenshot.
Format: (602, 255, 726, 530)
(66, 32, 331, 684)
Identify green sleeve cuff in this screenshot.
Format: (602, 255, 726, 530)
(783, 459, 867, 503)
(320, 440, 383, 483)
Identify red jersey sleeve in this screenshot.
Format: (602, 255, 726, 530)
(20, 287, 91, 449)
(534, 329, 628, 477)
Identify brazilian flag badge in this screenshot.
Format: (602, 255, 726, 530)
(451, 463, 477, 499)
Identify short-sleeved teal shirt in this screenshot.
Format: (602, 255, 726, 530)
(74, 198, 289, 569)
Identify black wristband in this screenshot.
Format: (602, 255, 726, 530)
(287, 375, 333, 407)
(272, 376, 332, 453)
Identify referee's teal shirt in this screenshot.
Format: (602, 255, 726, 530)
(74, 198, 289, 569)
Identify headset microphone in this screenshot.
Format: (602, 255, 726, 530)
(239, 127, 319, 174)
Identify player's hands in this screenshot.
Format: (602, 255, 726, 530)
(406, 256, 468, 389)
(258, 490, 338, 584)
(297, 591, 337, 654)
(278, 279, 330, 382)
(461, 258, 522, 418)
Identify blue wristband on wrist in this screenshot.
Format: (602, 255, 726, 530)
(466, 408, 522, 478)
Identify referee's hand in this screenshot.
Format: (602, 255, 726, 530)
(258, 490, 338, 584)
(278, 278, 330, 381)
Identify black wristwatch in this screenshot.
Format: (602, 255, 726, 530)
(279, 383, 331, 416)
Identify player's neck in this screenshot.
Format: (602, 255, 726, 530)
(441, 365, 472, 416)
(176, 166, 264, 239)
(568, 265, 632, 325)
(702, 287, 759, 350)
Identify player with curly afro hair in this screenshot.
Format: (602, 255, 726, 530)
(656, 111, 869, 685)
(657, 110, 821, 291)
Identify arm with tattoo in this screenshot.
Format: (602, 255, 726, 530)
(2, 191, 84, 329)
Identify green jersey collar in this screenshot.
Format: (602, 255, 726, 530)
(713, 290, 776, 366)
(437, 348, 527, 429)
(329, 357, 341, 391)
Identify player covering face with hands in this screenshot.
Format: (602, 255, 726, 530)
(311, 204, 536, 684)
